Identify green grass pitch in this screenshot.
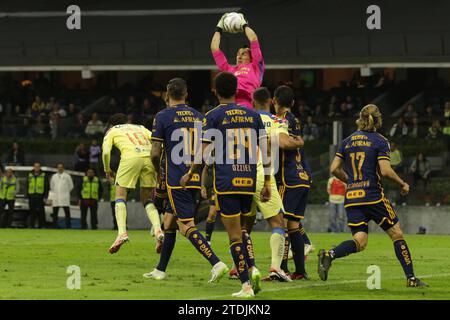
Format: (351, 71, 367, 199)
(0, 229, 449, 300)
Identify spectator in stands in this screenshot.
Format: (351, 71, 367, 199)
(408, 117, 421, 138)
(89, 139, 102, 174)
(52, 102, 67, 118)
(302, 116, 320, 141)
(409, 152, 431, 191)
(0, 168, 19, 228)
(26, 162, 49, 228)
(443, 119, 450, 137)
(3, 105, 21, 137)
(345, 96, 355, 114)
(327, 175, 346, 233)
(390, 142, 404, 172)
(108, 97, 120, 115)
(78, 168, 102, 230)
(21, 117, 33, 138)
(85, 112, 104, 138)
(49, 113, 60, 140)
(423, 104, 435, 124)
(141, 98, 155, 124)
(31, 96, 45, 114)
(6, 142, 25, 165)
(313, 104, 326, 124)
(126, 95, 139, 114)
(295, 101, 311, 120)
(403, 104, 418, 122)
(74, 143, 89, 172)
(50, 163, 73, 229)
(66, 103, 78, 118)
(44, 96, 55, 115)
(327, 103, 338, 118)
(427, 119, 443, 140)
(338, 102, 349, 117)
(29, 115, 47, 138)
(389, 117, 408, 139)
(444, 101, 450, 120)
(68, 113, 86, 138)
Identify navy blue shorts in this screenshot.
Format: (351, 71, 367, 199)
(166, 188, 199, 222)
(345, 198, 399, 234)
(215, 194, 253, 218)
(279, 186, 309, 222)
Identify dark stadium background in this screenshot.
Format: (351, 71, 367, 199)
(0, 0, 449, 231)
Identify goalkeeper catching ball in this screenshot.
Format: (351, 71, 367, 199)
(210, 13, 265, 109)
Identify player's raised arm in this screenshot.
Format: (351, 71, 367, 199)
(330, 156, 348, 184)
(211, 14, 232, 71)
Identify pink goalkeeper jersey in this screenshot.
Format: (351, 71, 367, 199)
(213, 40, 265, 109)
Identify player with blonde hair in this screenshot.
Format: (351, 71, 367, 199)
(318, 104, 427, 287)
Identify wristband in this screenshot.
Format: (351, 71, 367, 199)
(242, 23, 249, 31)
(215, 27, 223, 34)
(187, 169, 194, 177)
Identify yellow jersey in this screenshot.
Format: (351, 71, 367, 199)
(256, 110, 289, 175)
(102, 124, 153, 173)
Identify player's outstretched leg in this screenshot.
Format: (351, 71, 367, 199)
(109, 198, 129, 254)
(318, 231, 365, 281)
(386, 223, 428, 287)
(179, 222, 229, 283)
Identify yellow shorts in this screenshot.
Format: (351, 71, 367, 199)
(116, 156, 157, 189)
(248, 174, 284, 220)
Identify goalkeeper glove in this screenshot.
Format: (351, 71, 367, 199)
(237, 13, 249, 32)
(216, 13, 228, 33)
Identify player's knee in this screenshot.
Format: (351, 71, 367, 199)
(353, 234, 368, 251)
(390, 228, 404, 241)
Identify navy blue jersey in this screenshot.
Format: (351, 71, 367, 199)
(152, 104, 203, 189)
(336, 131, 391, 207)
(202, 103, 266, 195)
(275, 110, 311, 187)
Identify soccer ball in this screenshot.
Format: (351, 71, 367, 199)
(223, 12, 243, 33)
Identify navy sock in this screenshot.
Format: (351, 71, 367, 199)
(299, 223, 311, 245)
(242, 230, 256, 269)
(289, 229, 305, 274)
(393, 239, 415, 279)
(205, 221, 215, 242)
(156, 229, 176, 272)
(281, 232, 290, 273)
(186, 227, 220, 267)
(230, 240, 250, 284)
(329, 240, 358, 259)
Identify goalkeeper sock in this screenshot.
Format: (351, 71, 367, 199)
(186, 227, 220, 267)
(144, 201, 161, 233)
(393, 238, 415, 279)
(115, 199, 127, 235)
(156, 229, 176, 272)
(270, 227, 285, 270)
(241, 230, 256, 269)
(280, 232, 290, 273)
(299, 223, 311, 245)
(229, 240, 250, 284)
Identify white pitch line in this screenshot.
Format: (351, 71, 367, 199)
(190, 273, 450, 300)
